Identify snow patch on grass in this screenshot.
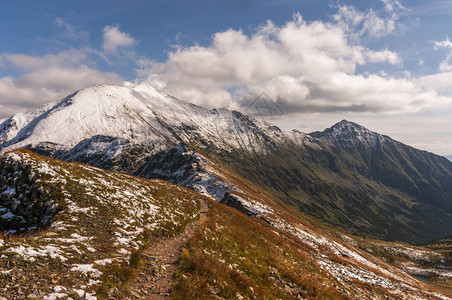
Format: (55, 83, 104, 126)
(71, 264, 102, 277)
(6, 245, 67, 262)
(43, 292, 68, 300)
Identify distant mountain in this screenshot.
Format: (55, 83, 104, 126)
(213, 120, 452, 243)
(2, 84, 452, 243)
(445, 155, 452, 162)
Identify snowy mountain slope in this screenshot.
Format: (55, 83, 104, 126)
(310, 119, 391, 149)
(0, 85, 177, 152)
(0, 84, 310, 162)
(0, 149, 201, 299)
(0, 99, 61, 144)
(135, 143, 238, 200)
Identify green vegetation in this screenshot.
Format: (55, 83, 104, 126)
(200, 138, 452, 244)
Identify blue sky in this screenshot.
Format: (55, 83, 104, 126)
(1, 0, 452, 155)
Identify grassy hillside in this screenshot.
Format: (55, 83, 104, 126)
(166, 149, 452, 299)
(173, 196, 452, 299)
(0, 149, 201, 299)
(1, 149, 452, 299)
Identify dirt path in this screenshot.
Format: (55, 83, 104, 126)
(125, 199, 209, 299)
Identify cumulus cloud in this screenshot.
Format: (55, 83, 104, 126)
(0, 50, 123, 117)
(102, 25, 138, 53)
(137, 10, 448, 116)
(434, 37, 452, 72)
(0, 22, 139, 118)
(380, 0, 406, 13)
(333, 0, 406, 40)
(365, 48, 401, 65)
(2, 49, 88, 72)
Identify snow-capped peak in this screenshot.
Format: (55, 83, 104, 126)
(0, 84, 181, 151)
(310, 119, 390, 149)
(0, 83, 314, 163)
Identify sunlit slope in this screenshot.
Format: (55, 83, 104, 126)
(147, 145, 452, 299)
(0, 149, 201, 299)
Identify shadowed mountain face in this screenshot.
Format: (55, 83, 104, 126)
(211, 120, 452, 244)
(1, 84, 452, 244)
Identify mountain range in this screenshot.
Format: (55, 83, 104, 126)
(2, 83, 452, 244)
(2, 83, 452, 298)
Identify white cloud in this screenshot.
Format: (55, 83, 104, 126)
(332, 0, 406, 41)
(0, 50, 123, 117)
(434, 37, 452, 72)
(365, 48, 401, 65)
(137, 11, 446, 115)
(380, 0, 406, 13)
(0, 23, 140, 117)
(102, 25, 138, 53)
(435, 38, 452, 49)
(2, 49, 88, 72)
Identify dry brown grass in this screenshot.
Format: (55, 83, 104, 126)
(173, 200, 349, 299)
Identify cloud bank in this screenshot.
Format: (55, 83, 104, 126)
(0, 49, 122, 117)
(1, 0, 452, 121)
(0, 23, 138, 117)
(137, 1, 451, 115)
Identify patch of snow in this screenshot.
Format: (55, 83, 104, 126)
(74, 289, 96, 299)
(43, 293, 68, 300)
(118, 248, 130, 256)
(6, 245, 67, 262)
(70, 264, 102, 277)
(36, 163, 57, 176)
(404, 265, 452, 279)
(87, 279, 101, 286)
(6, 153, 22, 163)
(223, 193, 273, 216)
(94, 258, 114, 266)
(53, 286, 66, 293)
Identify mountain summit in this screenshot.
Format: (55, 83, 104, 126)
(0, 84, 307, 171)
(310, 119, 390, 149)
(1, 84, 183, 150)
(1, 84, 452, 244)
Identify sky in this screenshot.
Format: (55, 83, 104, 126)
(1, 0, 452, 155)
